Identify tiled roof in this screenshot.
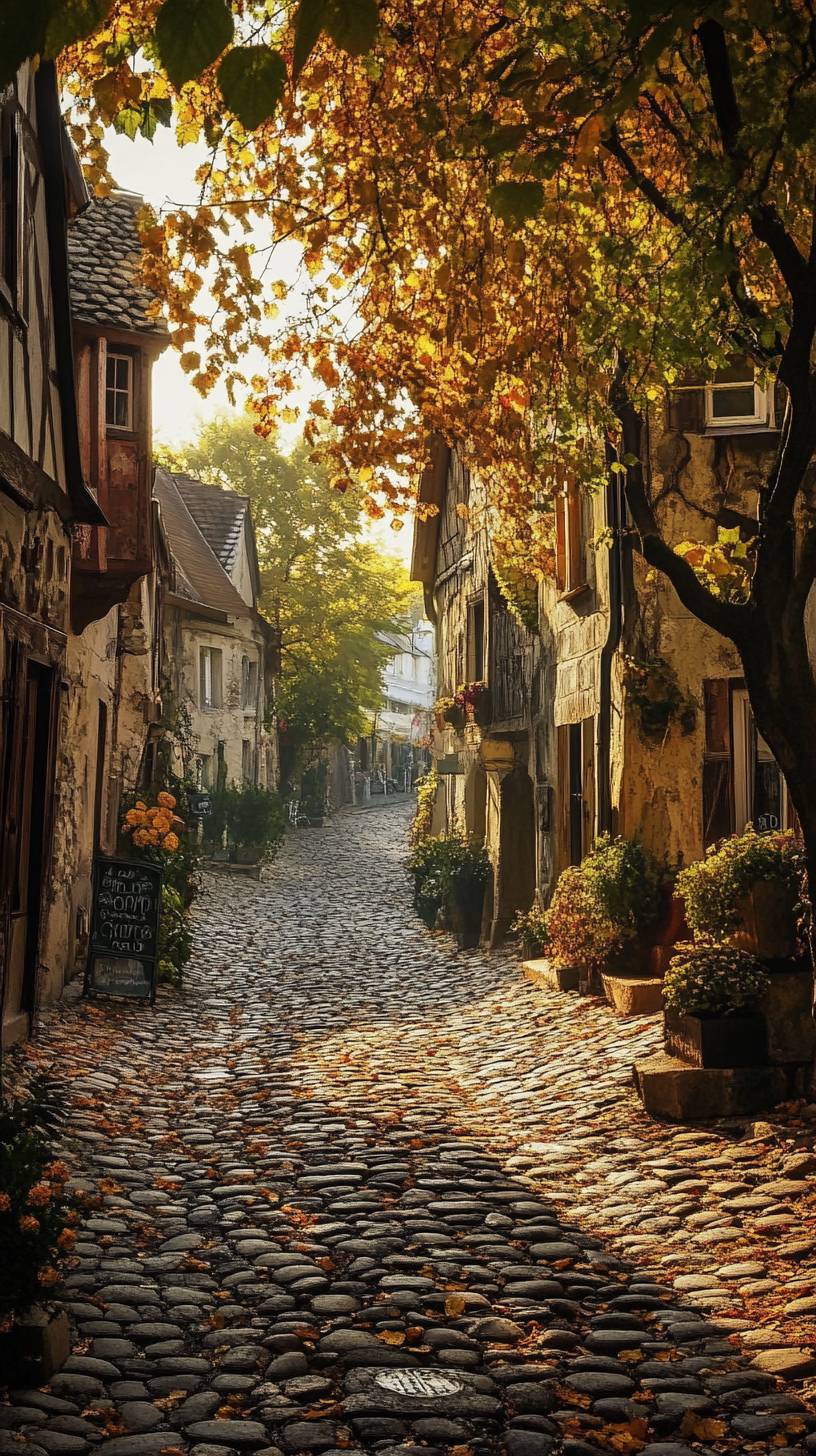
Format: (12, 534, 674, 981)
(172, 472, 248, 573)
(68, 191, 168, 336)
(153, 468, 251, 619)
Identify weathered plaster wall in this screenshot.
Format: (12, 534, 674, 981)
(165, 611, 272, 789)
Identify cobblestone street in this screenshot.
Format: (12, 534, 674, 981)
(7, 801, 816, 1456)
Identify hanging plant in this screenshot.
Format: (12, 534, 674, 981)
(623, 655, 697, 741)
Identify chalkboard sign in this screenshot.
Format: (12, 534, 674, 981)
(85, 857, 162, 1002)
(191, 791, 212, 817)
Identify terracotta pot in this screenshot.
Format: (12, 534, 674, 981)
(664, 1007, 767, 1068)
(730, 879, 796, 960)
(652, 891, 688, 947)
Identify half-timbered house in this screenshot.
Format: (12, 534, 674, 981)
(0, 63, 106, 1045)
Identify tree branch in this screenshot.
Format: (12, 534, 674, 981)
(603, 126, 693, 236)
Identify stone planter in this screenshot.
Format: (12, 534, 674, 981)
(0, 1306, 70, 1384)
(664, 1007, 767, 1068)
(730, 879, 796, 959)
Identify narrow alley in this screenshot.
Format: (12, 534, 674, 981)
(5, 803, 816, 1456)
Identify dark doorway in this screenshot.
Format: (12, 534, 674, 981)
(93, 700, 107, 852)
(3, 657, 54, 1037)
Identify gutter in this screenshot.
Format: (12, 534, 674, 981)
(596, 438, 625, 834)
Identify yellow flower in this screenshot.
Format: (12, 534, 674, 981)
(162, 832, 180, 852)
(157, 791, 176, 809)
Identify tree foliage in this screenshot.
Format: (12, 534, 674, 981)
(162, 417, 416, 751)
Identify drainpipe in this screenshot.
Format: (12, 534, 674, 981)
(597, 439, 625, 835)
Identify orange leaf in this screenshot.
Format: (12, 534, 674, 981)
(378, 1330, 406, 1345)
(445, 1295, 466, 1317)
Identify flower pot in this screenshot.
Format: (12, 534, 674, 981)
(664, 1007, 767, 1068)
(731, 879, 796, 960)
(652, 891, 688, 947)
(449, 889, 485, 949)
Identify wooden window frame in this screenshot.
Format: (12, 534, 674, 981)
(105, 350, 135, 433)
(466, 594, 486, 683)
(555, 481, 587, 599)
(199, 645, 223, 710)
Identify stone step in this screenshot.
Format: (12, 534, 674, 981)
(602, 974, 664, 1018)
(523, 958, 579, 992)
(634, 1052, 807, 1122)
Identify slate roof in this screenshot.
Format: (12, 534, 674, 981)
(68, 190, 168, 336)
(153, 468, 251, 620)
(173, 472, 248, 573)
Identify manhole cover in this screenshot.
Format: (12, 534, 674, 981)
(374, 1370, 462, 1398)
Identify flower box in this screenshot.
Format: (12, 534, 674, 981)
(664, 1007, 767, 1068)
(730, 879, 797, 960)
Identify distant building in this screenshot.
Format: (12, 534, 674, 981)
(154, 469, 277, 794)
(356, 619, 435, 795)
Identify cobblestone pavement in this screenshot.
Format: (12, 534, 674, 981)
(7, 800, 816, 1456)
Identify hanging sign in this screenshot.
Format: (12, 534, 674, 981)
(85, 856, 162, 1002)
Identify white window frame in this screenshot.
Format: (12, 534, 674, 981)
(704, 380, 773, 430)
(199, 645, 223, 709)
(106, 351, 134, 431)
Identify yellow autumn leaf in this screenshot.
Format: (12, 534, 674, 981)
(445, 1294, 466, 1316)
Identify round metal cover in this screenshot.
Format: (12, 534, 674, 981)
(374, 1370, 462, 1398)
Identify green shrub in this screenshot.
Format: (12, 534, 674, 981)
(677, 827, 805, 940)
(664, 942, 770, 1018)
(511, 904, 550, 958)
(157, 884, 193, 985)
(407, 832, 489, 927)
(204, 785, 287, 863)
(544, 834, 660, 970)
(0, 1078, 77, 1327)
(409, 767, 438, 846)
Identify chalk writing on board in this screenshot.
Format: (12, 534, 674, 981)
(86, 857, 162, 1003)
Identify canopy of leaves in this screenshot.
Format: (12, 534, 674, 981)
(52, 0, 816, 605)
(161, 417, 416, 751)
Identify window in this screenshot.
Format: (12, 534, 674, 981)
(199, 646, 223, 708)
(702, 678, 790, 842)
(196, 753, 212, 789)
(704, 380, 773, 430)
(241, 655, 258, 711)
(242, 739, 253, 784)
(0, 107, 21, 309)
(555, 480, 586, 595)
(467, 598, 485, 682)
(106, 352, 133, 429)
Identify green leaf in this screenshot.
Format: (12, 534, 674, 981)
(324, 0, 379, 56)
(487, 179, 544, 228)
(219, 45, 286, 129)
(113, 104, 142, 139)
(45, 0, 110, 55)
(140, 96, 173, 139)
(292, 0, 327, 82)
(155, 0, 234, 90)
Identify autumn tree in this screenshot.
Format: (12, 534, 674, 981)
(162, 417, 416, 768)
(19, 0, 816, 887)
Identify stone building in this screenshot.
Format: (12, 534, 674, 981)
(0, 63, 109, 1044)
(412, 371, 792, 942)
(154, 468, 277, 793)
(357, 619, 435, 795)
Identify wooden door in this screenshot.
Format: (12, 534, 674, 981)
(2, 656, 54, 1042)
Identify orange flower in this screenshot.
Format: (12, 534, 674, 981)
(19, 1214, 40, 1234)
(152, 814, 172, 834)
(133, 829, 151, 848)
(135, 800, 147, 810)
(162, 832, 180, 852)
(57, 1228, 77, 1249)
(157, 791, 176, 809)
(0, 1192, 11, 1213)
(146, 828, 161, 846)
(125, 808, 147, 827)
(37, 1266, 59, 1286)
(27, 1184, 52, 1207)
(44, 1161, 69, 1182)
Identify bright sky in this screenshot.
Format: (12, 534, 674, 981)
(104, 127, 412, 565)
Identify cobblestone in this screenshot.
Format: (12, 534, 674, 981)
(6, 801, 816, 1453)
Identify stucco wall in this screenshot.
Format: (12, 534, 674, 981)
(166, 611, 272, 790)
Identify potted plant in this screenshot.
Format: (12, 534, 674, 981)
(677, 828, 804, 960)
(408, 834, 457, 928)
(459, 680, 493, 729)
(0, 1077, 77, 1381)
(445, 836, 490, 948)
(434, 694, 466, 732)
(544, 834, 661, 987)
(663, 942, 770, 1067)
(511, 903, 550, 960)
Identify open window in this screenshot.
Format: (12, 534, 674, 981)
(467, 596, 485, 682)
(199, 645, 223, 709)
(555, 480, 586, 596)
(704, 379, 773, 430)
